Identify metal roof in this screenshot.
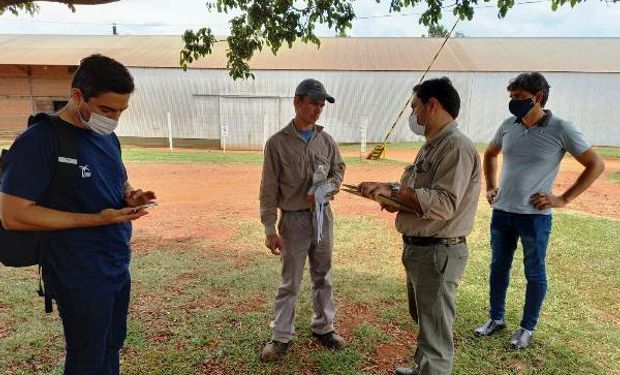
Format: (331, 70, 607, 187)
(1, 34, 619, 73)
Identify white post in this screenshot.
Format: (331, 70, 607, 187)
(221, 125, 228, 154)
(359, 116, 368, 161)
(167, 112, 173, 152)
(262, 113, 269, 152)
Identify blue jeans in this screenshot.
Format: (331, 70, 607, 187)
(49, 271, 131, 375)
(489, 209, 552, 331)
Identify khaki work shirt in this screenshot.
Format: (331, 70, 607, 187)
(396, 121, 481, 237)
(260, 121, 346, 236)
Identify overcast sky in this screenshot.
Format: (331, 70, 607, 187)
(1, 0, 619, 38)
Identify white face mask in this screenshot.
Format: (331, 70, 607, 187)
(77, 102, 118, 135)
(408, 112, 425, 136)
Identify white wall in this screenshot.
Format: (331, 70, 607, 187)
(117, 68, 620, 148)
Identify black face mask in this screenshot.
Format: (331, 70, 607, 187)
(508, 97, 535, 121)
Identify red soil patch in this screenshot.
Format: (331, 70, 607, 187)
(126, 153, 618, 249)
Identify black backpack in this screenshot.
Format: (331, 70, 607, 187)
(0, 113, 77, 312)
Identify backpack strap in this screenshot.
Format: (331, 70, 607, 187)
(32, 114, 78, 313)
(44, 115, 78, 206)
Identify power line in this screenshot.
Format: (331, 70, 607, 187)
(0, 0, 555, 29)
(357, 0, 550, 19)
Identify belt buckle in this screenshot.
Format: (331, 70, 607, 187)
(446, 237, 460, 246)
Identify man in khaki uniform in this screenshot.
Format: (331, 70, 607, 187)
(360, 77, 480, 375)
(259, 78, 346, 361)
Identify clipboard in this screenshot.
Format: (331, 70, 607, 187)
(342, 184, 416, 213)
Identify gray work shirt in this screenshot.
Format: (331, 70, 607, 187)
(260, 121, 346, 236)
(396, 122, 481, 237)
(491, 110, 591, 215)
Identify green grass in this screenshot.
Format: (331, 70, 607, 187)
(594, 146, 620, 159)
(1, 206, 618, 374)
(121, 147, 407, 167)
(608, 172, 620, 184)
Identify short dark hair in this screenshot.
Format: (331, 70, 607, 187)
(71, 54, 134, 100)
(507, 72, 550, 107)
(413, 77, 460, 119)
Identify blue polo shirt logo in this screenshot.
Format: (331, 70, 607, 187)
(79, 164, 92, 178)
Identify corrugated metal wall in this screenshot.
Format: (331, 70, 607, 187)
(116, 68, 620, 148)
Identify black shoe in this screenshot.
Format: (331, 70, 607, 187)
(395, 367, 419, 375)
(474, 318, 506, 336)
(312, 331, 346, 349)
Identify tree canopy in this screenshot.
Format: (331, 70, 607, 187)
(2, 0, 602, 79)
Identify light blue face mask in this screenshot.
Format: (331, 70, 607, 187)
(408, 111, 425, 136)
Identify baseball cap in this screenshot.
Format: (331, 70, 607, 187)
(295, 78, 335, 103)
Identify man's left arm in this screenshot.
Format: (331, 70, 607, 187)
(530, 148, 605, 210)
(124, 181, 157, 207)
(328, 143, 346, 189)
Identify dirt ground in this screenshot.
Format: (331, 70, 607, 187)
(128, 151, 619, 243)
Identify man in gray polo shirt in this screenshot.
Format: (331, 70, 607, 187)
(259, 78, 346, 361)
(360, 77, 480, 375)
(474, 72, 605, 348)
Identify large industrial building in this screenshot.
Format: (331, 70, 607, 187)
(1, 34, 619, 148)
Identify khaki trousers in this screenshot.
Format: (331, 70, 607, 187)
(270, 206, 335, 343)
(403, 242, 468, 375)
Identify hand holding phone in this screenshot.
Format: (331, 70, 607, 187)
(132, 202, 158, 213)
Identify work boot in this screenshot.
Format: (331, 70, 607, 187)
(260, 340, 291, 362)
(509, 327, 532, 349)
(395, 367, 419, 375)
(474, 318, 506, 336)
(312, 331, 346, 349)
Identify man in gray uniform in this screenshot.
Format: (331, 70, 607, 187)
(360, 77, 480, 375)
(259, 78, 346, 361)
(474, 72, 605, 348)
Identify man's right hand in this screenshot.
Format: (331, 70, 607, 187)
(265, 234, 282, 255)
(99, 207, 149, 225)
(486, 188, 498, 205)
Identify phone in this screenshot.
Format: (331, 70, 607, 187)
(133, 202, 158, 212)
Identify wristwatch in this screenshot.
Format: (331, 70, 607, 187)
(388, 182, 401, 197)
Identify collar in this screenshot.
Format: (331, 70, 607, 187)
(515, 109, 552, 127)
(427, 121, 458, 148)
(283, 120, 324, 137)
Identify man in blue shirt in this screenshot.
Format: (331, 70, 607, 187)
(474, 72, 605, 349)
(0, 54, 156, 374)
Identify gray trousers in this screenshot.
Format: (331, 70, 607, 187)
(403, 242, 468, 375)
(270, 207, 335, 343)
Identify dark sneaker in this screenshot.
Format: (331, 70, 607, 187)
(312, 331, 346, 349)
(474, 318, 506, 336)
(395, 367, 419, 375)
(509, 327, 532, 349)
(260, 340, 292, 362)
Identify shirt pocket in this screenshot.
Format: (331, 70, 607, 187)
(413, 159, 433, 189)
(280, 151, 305, 182)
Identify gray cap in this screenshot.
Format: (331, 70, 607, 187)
(295, 78, 335, 103)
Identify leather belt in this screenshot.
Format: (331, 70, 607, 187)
(402, 235, 466, 246)
(282, 203, 328, 213)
